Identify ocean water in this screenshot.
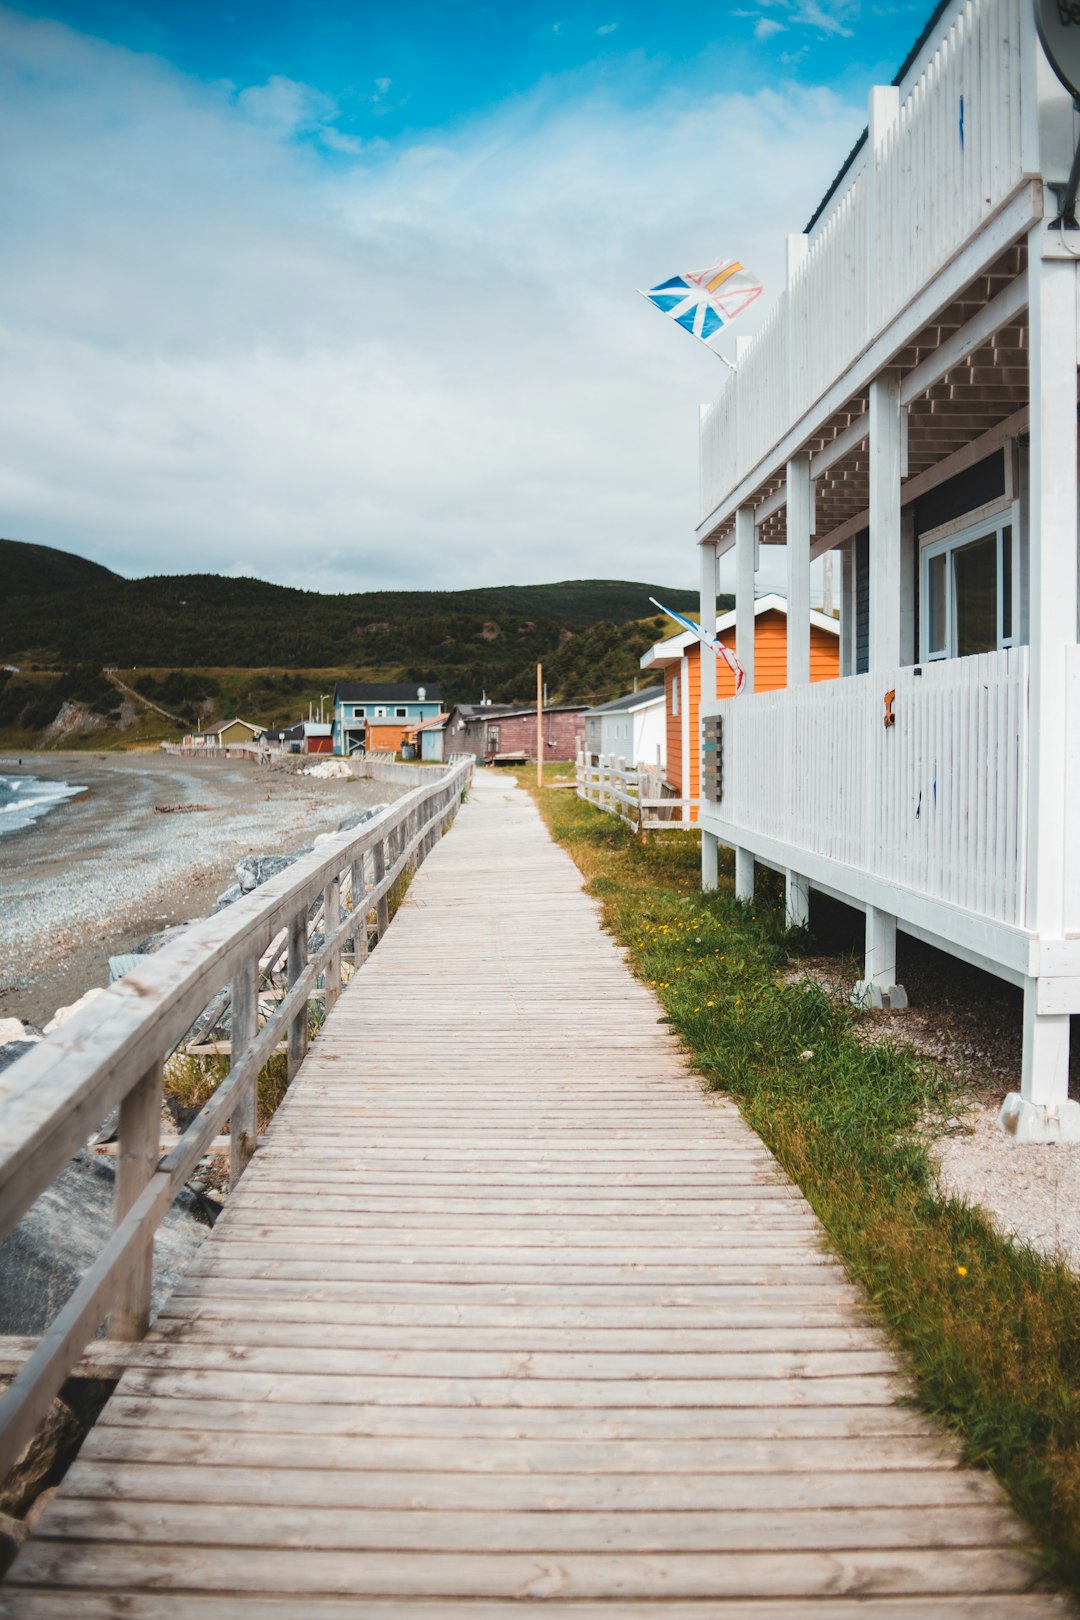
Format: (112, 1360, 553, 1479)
(0, 774, 87, 837)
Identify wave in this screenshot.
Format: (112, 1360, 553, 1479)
(0, 775, 87, 837)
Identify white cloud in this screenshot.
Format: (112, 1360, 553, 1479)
(0, 6, 864, 594)
(755, 17, 787, 38)
(374, 76, 392, 93)
(597, 22, 619, 35)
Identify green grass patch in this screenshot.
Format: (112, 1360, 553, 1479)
(528, 779, 1080, 1593)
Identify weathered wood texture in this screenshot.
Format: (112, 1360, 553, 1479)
(2, 772, 1066, 1614)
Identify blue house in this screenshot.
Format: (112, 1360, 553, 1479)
(332, 682, 442, 757)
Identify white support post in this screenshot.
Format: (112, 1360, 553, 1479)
(785, 872, 809, 930)
(733, 504, 756, 895)
(861, 368, 906, 1010)
(1000, 239, 1080, 1139)
(853, 906, 908, 1011)
(735, 505, 756, 696)
(785, 454, 812, 927)
(735, 848, 754, 904)
(839, 542, 855, 677)
(699, 539, 719, 890)
(786, 453, 811, 686)
(868, 371, 902, 671)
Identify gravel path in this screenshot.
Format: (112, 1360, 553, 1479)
(0, 752, 400, 1028)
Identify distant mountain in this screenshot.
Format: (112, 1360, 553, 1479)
(0, 538, 120, 599)
(0, 539, 712, 712)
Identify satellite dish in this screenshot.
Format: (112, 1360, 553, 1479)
(1035, 0, 1080, 100)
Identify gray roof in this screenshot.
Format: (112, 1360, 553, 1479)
(335, 681, 440, 703)
(585, 686, 664, 717)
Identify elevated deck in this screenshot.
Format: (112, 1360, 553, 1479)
(1, 773, 1064, 1614)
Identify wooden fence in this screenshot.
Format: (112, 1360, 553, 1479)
(0, 757, 473, 1482)
(575, 753, 697, 830)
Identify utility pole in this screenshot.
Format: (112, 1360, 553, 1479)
(536, 663, 544, 788)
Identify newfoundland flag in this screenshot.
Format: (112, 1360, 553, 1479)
(649, 597, 745, 695)
(638, 259, 762, 354)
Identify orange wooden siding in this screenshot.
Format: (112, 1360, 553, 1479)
(664, 610, 839, 820)
(368, 723, 410, 753)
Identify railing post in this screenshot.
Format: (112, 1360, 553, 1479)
(287, 905, 308, 1081)
(229, 958, 257, 1188)
(323, 870, 342, 1016)
(373, 834, 390, 939)
(350, 853, 368, 971)
(109, 1058, 164, 1341)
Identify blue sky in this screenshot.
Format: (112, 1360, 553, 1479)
(1, 0, 932, 592)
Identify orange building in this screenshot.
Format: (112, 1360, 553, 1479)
(640, 594, 839, 821)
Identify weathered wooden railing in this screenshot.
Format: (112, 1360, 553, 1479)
(0, 756, 472, 1482)
(704, 648, 1028, 927)
(576, 753, 697, 830)
(700, 0, 1030, 517)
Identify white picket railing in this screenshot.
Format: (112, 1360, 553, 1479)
(576, 753, 697, 830)
(700, 0, 1027, 518)
(708, 647, 1029, 928)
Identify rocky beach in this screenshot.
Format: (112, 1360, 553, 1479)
(0, 751, 400, 1030)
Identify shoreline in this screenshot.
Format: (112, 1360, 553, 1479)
(0, 751, 399, 1029)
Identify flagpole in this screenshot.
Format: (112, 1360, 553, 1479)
(536, 664, 544, 788)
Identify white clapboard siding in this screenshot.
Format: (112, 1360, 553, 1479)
(717, 646, 1028, 927)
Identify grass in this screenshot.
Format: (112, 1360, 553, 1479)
(527, 770, 1080, 1593)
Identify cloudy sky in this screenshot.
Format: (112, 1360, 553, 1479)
(1, 0, 928, 593)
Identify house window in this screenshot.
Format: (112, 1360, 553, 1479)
(921, 515, 1017, 660)
(351, 706, 366, 719)
(395, 706, 408, 718)
(671, 677, 679, 718)
(374, 706, 386, 718)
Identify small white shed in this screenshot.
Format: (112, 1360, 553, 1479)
(583, 687, 665, 769)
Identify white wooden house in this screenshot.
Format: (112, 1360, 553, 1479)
(583, 687, 666, 769)
(694, 0, 1080, 1139)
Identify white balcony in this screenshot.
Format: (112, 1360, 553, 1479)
(699, 0, 1036, 534)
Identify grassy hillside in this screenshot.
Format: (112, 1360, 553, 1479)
(0, 540, 724, 748)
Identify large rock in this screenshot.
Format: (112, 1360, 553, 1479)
(0, 1151, 208, 1338)
(0, 1018, 33, 1046)
(43, 987, 106, 1034)
(0, 1043, 39, 1075)
(336, 804, 388, 834)
(215, 847, 313, 911)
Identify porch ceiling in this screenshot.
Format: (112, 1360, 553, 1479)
(727, 242, 1030, 553)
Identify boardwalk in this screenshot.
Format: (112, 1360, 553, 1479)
(2, 771, 1067, 1616)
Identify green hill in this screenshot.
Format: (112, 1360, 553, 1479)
(0, 540, 721, 745)
(0, 537, 120, 599)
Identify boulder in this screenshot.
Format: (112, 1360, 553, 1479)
(0, 1018, 33, 1046)
(0, 1043, 37, 1075)
(0, 1510, 28, 1577)
(0, 1151, 208, 1339)
(0, 1396, 81, 1516)
(337, 804, 388, 833)
(235, 853, 298, 893)
(43, 987, 106, 1034)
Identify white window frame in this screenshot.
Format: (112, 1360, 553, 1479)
(374, 706, 387, 718)
(351, 706, 366, 719)
(671, 675, 679, 718)
(919, 505, 1019, 662)
(395, 706, 408, 718)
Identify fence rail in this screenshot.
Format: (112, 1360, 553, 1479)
(0, 757, 473, 1483)
(707, 648, 1028, 927)
(575, 753, 698, 830)
(700, 0, 1028, 518)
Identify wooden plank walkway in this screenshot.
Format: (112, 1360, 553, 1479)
(2, 770, 1069, 1617)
